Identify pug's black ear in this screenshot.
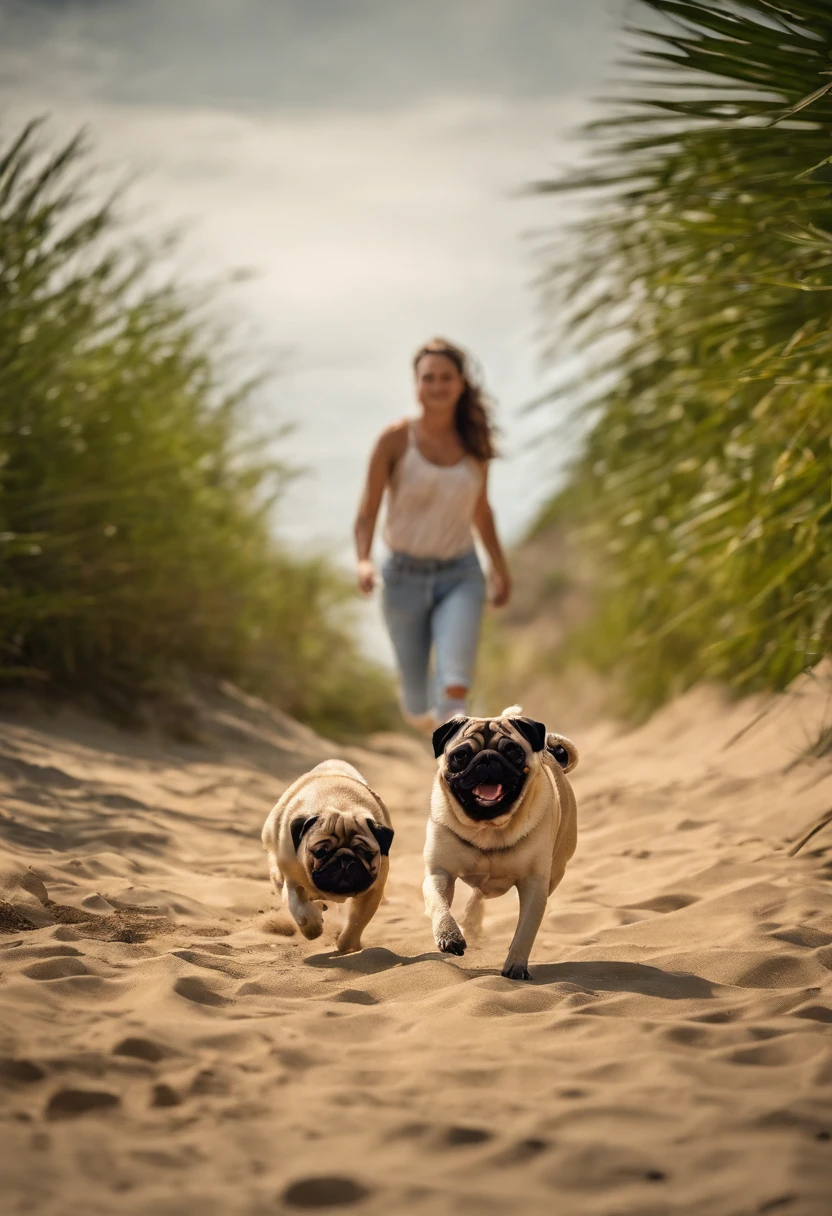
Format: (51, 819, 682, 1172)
(509, 717, 547, 753)
(290, 815, 319, 851)
(432, 716, 468, 758)
(368, 821, 394, 856)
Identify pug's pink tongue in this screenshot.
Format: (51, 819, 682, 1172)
(473, 783, 503, 803)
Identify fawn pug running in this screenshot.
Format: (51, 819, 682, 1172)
(424, 706, 578, 980)
(262, 760, 394, 954)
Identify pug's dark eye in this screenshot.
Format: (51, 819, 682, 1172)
(502, 741, 526, 766)
(311, 844, 330, 859)
(447, 745, 473, 772)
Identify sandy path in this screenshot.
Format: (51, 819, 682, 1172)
(1, 673, 831, 1215)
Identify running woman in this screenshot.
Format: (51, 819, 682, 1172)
(354, 337, 511, 730)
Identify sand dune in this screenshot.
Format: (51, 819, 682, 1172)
(1, 671, 831, 1215)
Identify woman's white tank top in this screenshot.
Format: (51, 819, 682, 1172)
(383, 422, 485, 560)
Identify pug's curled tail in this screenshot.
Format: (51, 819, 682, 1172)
(500, 704, 523, 717)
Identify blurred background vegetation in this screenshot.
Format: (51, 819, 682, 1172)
(0, 121, 395, 738)
(5, 0, 831, 740)
(480, 0, 831, 721)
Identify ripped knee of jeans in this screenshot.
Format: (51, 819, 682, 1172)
(437, 683, 469, 723)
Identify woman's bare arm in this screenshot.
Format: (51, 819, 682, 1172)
(354, 423, 407, 592)
(473, 466, 511, 607)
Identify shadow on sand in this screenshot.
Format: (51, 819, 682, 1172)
(303, 947, 716, 1000)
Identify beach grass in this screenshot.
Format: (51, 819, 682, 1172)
(0, 121, 395, 738)
(530, 0, 832, 713)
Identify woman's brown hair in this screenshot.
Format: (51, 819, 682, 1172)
(413, 337, 497, 462)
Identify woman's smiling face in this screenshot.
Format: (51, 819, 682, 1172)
(415, 352, 465, 413)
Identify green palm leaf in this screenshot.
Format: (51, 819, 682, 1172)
(534, 0, 832, 712)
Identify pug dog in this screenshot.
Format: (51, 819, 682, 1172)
(423, 705, 578, 981)
(261, 759, 394, 954)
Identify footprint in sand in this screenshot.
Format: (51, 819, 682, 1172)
(793, 1003, 832, 1024)
(772, 925, 832, 949)
(151, 1083, 182, 1108)
(0, 1058, 46, 1084)
(170, 948, 248, 978)
(282, 1176, 371, 1208)
(192, 1068, 230, 1096)
(382, 1122, 493, 1151)
(437, 1125, 492, 1147)
(692, 1008, 739, 1024)
(383, 1122, 430, 1142)
(333, 989, 378, 1006)
(173, 976, 231, 1007)
(22, 957, 90, 980)
(112, 1036, 171, 1063)
(628, 892, 698, 913)
(758, 1197, 797, 1213)
(725, 1038, 823, 1068)
(663, 1023, 711, 1047)
(46, 1089, 120, 1120)
(491, 1136, 550, 1166)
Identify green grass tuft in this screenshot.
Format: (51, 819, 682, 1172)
(0, 121, 395, 738)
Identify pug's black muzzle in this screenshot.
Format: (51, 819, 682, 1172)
(447, 749, 527, 821)
(311, 851, 374, 896)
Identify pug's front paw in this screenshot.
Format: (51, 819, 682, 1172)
(437, 931, 467, 956)
(501, 962, 531, 981)
(298, 918, 324, 940)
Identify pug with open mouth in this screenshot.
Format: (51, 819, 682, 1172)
(261, 760, 394, 954)
(423, 705, 578, 981)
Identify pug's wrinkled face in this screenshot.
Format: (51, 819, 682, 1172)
(433, 714, 547, 822)
(291, 811, 394, 896)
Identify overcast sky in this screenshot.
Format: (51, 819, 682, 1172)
(2, 1, 625, 108)
(1, 0, 628, 654)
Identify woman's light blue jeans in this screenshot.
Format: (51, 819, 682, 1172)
(381, 549, 486, 725)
